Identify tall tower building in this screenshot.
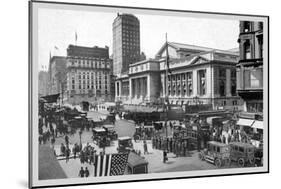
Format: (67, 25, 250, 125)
(112, 13, 140, 76)
(237, 21, 263, 114)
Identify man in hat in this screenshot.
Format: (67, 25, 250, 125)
(84, 167, 89, 177)
(78, 167, 84, 178)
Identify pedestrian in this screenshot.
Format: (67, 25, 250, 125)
(84, 167, 89, 177)
(60, 143, 66, 156)
(65, 147, 70, 163)
(169, 138, 173, 153)
(143, 140, 148, 154)
(72, 144, 77, 159)
(80, 150, 84, 164)
(78, 167, 85, 178)
(65, 135, 69, 146)
(51, 137, 55, 148)
(163, 150, 168, 163)
(39, 135, 42, 145)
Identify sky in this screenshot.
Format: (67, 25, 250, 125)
(38, 7, 239, 71)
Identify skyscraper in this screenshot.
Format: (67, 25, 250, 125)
(112, 13, 140, 76)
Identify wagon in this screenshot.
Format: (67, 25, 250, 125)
(229, 142, 256, 167)
(198, 141, 230, 168)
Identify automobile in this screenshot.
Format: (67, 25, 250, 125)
(92, 127, 111, 148)
(229, 142, 256, 167)
(102, 124, 118, 140)
(117, 136, 133, 153)
(134, 125, 154, 141)
(198, 141, 231, 168)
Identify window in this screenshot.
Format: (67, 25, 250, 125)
(231, 69, 236, 96)
(257, 35, 263, 59)
(248, 68, 262, 88)
(219, 68, 226, 96)
(187, 72, 193, 96)
(216, 147, 220, 153)
(244, 21, 251, 32)
(246, 101, 263, 113)
(198, 70, 206, 95)
(244, 40, 251, 59)
(239, 147, 244, 153)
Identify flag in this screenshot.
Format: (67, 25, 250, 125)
(93, 153, 129, 177)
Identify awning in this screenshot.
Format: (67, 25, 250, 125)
(236, 118, 254, 127)
(206, 116, 222, 125)
(40, 93, 60, 103)
(93, 128, 106, 132)
(252, 121, 263, 130)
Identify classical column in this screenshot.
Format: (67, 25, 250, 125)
(147, 75, 151, 101)
(144, 77, 147, 97)
(129, 78, 132, 99)
(140, 78, 144, 98)
(132, 79, 135, 98)
(226, 69, 231, 97)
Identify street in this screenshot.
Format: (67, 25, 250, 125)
(39, 110, 223, 179)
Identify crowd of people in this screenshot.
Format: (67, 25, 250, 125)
(152, 136, 190, 158)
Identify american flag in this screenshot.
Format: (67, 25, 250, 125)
(93, 153, 129, 177)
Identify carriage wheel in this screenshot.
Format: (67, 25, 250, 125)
(198, 152, 204, 161)
(215, 158, 222, 168)
(238, 158, 245, 167)
(224, 157, 231, 167)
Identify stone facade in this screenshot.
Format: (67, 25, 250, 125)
(48, 56, 67, 97)
(237, 21, 263, 113)
(38, 71, 49, 96)
(116, 42, 244, 111)
(65, 45, 113, 105)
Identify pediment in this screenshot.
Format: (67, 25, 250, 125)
(189, 56, 209, 65)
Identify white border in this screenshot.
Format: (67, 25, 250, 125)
(30, 1, 269, 187)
